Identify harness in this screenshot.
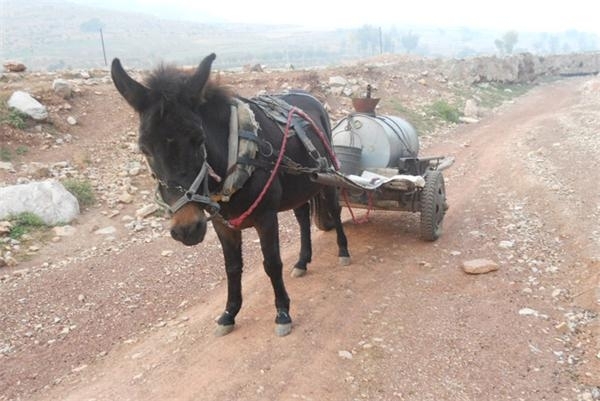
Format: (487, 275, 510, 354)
(153, 94, 338, 226)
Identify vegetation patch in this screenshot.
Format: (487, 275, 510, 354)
(385, 99, 436, 135)
(8, 212, 48, 240)
(428, 100, 462, 123)
(0, 147, 11, 162)
(475, 82, 535, 109)
(62, 178, 96, 207)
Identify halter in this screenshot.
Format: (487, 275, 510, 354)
(150, 145, 221, 219)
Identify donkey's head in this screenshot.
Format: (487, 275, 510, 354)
(111, 53, 221, 246)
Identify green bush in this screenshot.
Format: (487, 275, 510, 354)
(430, 100, 461, 123)
(9, 212, 47, 240)
(62, 178, 96, 207)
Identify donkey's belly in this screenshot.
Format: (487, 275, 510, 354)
(277, 176, 321, 211)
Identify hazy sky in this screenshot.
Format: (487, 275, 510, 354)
(109, 0, 600, 34)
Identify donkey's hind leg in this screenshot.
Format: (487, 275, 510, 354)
(291, 202, 312, 278)
(324, 187, 351, 265)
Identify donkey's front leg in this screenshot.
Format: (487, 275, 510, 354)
(213, 219, 243, 337)
(255, 211, 292, 337)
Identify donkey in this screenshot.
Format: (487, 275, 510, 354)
(111, 53, 350, 336)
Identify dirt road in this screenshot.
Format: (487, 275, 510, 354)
(1, 75, 600, 401)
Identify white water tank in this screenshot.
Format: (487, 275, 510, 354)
(332, 113, 419, 171)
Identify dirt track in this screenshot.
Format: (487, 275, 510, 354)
(1, 75, 600, 401)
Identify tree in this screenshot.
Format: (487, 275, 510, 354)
(494, 30, 519, 55)
(401, 31, 420, 54)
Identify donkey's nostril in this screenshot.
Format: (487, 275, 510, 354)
(170, 227, 182, 242)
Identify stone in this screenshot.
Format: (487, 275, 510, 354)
(136, 204, 159, 218)
(118, 193, 134, 204)
(52, 79, 73, 99)
(0, 180, 79, 225)
(67, 116, 77, 125)
(459, 116, 479, 124)
(463, 99, 479, 118)
(3, 62, 26, 72)
(0, 221, 12, 235)
(462, 258, 499, 274)
(8, 91, 48, 121)
(328, 76, 348, 87)
(4, 61, 27, 72)
(94, 226, 117, 235)
(52, 225, 76, 237)
(0, 161, 14, 171)
(338, 350, 353, 360)
(499, 240, 514, 249)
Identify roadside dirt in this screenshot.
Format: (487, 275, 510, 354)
(1, 66, 599, 401)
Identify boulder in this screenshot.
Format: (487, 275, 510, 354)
(8, 91, 48, 121)
(0, 180, 80, 225)
(3, 62, 26, 72)
(463, 99, 479, 118)
(52, 79, 73, 99)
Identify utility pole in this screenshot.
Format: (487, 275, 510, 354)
(100, 28, 107, 66)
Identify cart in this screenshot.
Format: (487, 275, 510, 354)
(311, 90, 453, 241)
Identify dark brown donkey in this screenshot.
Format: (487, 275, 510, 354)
(111, 53, 350, 336)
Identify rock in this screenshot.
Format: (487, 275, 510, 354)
(118, 193, 134, 204)
(459, 116, 479, 124)
(329, 76, 348, 87)
(0, 221, 12, 235)
(499, 240, 514, 249)
(94, 226, 117, 235)
(52, 79, 73, 99)
(52, 225, 76, 236)
(161, 250, 174, 257)
(66, 116, 77, 125)
(0, 161, 14, 171)
(463, 99, 479, 118)
(462, 259, 499, 274)
(338, 350, 353, 360)
(136, 204, 159, 218)
(3, 62, 26, 72)
(0, 180, 79, 225)
(8, 91, 48, 121)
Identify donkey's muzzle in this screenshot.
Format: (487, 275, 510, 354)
(170, 219, 207, 246)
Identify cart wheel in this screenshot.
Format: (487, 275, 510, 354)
(310, 191, 335, 231)
(420, 170, 447, 241)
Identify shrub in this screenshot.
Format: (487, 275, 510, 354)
(0, 147, 11, 162)
(62, 178, 96, 207)
(430, 100, 461, 123)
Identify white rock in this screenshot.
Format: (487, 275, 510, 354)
(329, 76, 348, 87)
(67, 116, 77, 125)
(459, 116, 479, 124)
(8, 91, 48, 120)
(338, 350, 353, 360)
(0, 161, 14, 171)
(94, 226, 117, 235)
(53, 225, 76, 236)
(499, 240, 515, 249)
(462, 258, 499, 274)
(136, 204, 159, 218)
(0, 180, 79, 225)
(463, 99, 479, 118)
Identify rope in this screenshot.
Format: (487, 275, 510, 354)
(227, 106, 339, 229)
(341, 188, 373, 224)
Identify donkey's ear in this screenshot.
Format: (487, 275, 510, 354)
(189, 53, 216, 104)
(111, 58, 150, 112)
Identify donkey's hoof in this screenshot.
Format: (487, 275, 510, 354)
(291, 267, 307, 278)
(214, 324, 235, 337)
(339, 256, 352, 266)
(275, 323, 292, 337)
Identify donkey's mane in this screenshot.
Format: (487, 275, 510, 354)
(144, 64, 233, 115)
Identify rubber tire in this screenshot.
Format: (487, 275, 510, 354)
(310, 191, 335, 231)
(420, 170, 447, 241)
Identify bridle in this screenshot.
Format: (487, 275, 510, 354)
(148, 145, 221, 220)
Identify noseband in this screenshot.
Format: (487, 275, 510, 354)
(150, 146, 221, 219)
